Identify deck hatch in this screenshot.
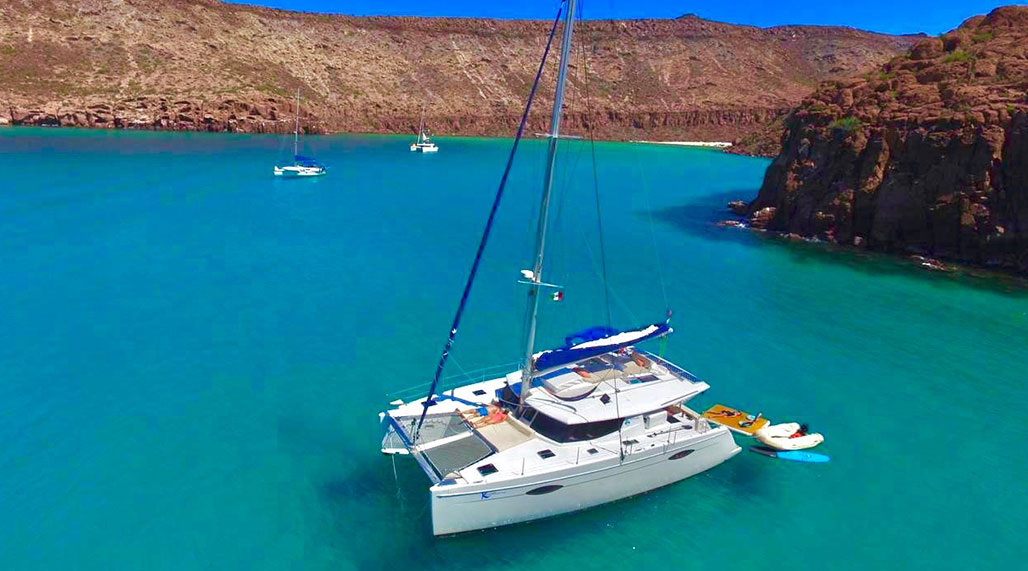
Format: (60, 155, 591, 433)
(423, 434, 493, 478)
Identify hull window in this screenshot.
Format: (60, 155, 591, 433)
(668, 449, 694, 461)
(526, 484, 563, 495)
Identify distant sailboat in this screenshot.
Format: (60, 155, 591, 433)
(274, 89, 327, 177)
(410, 107, 439, 153)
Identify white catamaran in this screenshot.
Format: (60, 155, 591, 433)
(379, 0, 739, 536)
(409, 107, 439, 153)
(274, 89, 327, 177)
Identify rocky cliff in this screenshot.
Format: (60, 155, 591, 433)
(0, 0, 917, 139)
(747, 6, 1028, 274)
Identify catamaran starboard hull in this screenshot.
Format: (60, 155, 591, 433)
(429, 429, 739, 535)
(274, 166, 327, 177)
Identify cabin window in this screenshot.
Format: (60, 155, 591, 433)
(523, 407, 622, 443)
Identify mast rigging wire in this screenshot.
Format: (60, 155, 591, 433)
(413, 2, 567, 442)
(575, 1, 622, 462)
(638, 160, 671, 314)
(578, 1, 612, 329)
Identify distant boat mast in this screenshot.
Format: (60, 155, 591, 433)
(418, 105, 426, 144)
(293, 88, 300, 158)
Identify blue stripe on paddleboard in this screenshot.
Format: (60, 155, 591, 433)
(749, 446, 830, 463)
(776, 450, 830, 463)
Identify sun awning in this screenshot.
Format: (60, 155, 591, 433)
(532, 322, 672, 373)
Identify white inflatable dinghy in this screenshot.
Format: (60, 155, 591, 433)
(754, 422, 824, 451)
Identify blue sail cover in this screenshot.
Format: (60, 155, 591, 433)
(563, 326, 619, 347)
(534, 322, 671, 373)
(294, 155, 322, 167)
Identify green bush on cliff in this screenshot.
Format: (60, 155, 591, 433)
(943, 49, 973, 63)
(972, 32, 994, 43)
(0, 44, 14, 56)
(829, 116, 862, 132)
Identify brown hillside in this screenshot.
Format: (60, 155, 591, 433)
(0, 0, 917, 139)
(748, 6, 1028, 274)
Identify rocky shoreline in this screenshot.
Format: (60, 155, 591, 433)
(4, 97, 321, 134)
(719, 202, 963, 273)
(714, 202, 1028, 284)
(736, 7, 1028, 276)
(1, 100, 796, 141)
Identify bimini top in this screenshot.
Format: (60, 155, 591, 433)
(523, 349, 709, 425)
(533, 322, 670, 373)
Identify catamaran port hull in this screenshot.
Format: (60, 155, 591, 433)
(428, 429, 740, 535)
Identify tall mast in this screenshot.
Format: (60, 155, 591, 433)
(518, 0, 577, 409)
(418, 106, 426, 144)
(293, 88, 300, 158)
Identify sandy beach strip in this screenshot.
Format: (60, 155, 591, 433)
(629, 140, 732, 148)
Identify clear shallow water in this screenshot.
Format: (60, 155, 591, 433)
(1, 127, 1026, 570)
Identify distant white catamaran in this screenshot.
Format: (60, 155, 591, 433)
(410, 107, 438, 153)
(380, 0, 739, 536)
(273, 89, 327, 177)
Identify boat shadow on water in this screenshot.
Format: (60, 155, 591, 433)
(649, 190, 1028, 297)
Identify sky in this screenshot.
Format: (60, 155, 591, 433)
(231, 0, 1026, 36)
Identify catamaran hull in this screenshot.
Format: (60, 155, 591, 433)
(274, 166, 326, 177)
(429, 429, 739, 535)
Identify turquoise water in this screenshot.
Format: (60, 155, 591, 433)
(1, 127, 1026, 569)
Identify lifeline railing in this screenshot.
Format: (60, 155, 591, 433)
(385, 362, 522, 402)
(637, 350, 705, 384)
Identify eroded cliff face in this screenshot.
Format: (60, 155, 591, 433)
(0, 0, 916, 139)
(750, 6, 1028, 274)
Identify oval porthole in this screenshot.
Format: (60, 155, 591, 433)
(526, 484, 563, 495)
(668, 449, 694, 460)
